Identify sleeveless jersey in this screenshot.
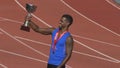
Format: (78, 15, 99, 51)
(48, 28, 71, 66)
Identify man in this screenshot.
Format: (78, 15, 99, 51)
(26, 14, 74, 68)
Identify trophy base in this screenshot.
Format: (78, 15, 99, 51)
(20, 25, 30, 32)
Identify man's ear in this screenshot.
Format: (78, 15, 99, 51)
(66, 22, 70, 26)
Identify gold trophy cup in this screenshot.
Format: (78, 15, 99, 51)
(20, 3, 37, 32)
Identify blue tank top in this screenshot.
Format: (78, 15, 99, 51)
(48, 28, 71, 65)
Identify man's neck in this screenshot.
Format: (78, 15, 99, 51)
(59, 27, 68, 33)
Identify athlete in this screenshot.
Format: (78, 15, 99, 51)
(26, 14, 74, 68)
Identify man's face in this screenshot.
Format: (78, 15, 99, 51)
(59, 17, 69, 29)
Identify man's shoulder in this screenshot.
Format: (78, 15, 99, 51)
(67, 35, 73, 41)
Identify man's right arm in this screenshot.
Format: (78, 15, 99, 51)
(28, 20, 55, 35)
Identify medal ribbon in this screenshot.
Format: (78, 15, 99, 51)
(52, 31, 67, 52)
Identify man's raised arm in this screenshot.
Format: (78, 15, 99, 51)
(28, 20, 55, 35)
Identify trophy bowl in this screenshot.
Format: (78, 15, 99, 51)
(26, 3, 37, 13)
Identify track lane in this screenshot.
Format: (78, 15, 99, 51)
(0, 27, 47, 60)
(106, 0, 120, 10)
(13, 0, 120, 67)
(0, 2, 119, 67)
(63, 0, 120, 35)
(0, 51, 46, 68)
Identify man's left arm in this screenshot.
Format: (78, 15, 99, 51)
(58, 36, 74, 68)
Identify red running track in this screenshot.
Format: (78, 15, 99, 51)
(0, 0, 120, 68)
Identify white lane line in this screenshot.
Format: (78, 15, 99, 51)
(0, 49, 47, 63)
(0, 64, 8, 68)
(15, 36, 50, 46)
(1, 17, 119, 48)
(14, 0, 120, 63)
(15, 36, 119, 63)
(0, 19, 4, 35)
(0, 28, 48, 58)
(60, 0, 120, 37)
(73, 51, 119, 63)
(14, 0, 52, 27)
(72, 34, 120, 48)
(0, 17, 22, 24)
(74, 40, 120, 63)
(105, 0, 120, 10)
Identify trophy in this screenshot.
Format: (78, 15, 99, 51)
(20, 3, 37, 32)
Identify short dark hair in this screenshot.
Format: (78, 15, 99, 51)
(62, 14, 73, 27)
